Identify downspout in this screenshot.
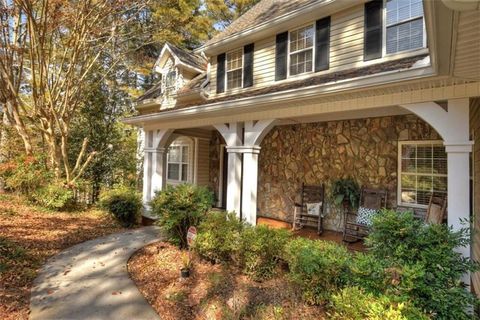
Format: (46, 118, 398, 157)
(199, 51, 210, 100)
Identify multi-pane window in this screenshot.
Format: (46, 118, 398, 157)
(289, 25, 314, 76)
(386, 0, 424, 54)
(167, 145, 189, 182)
(226, 49, 243, 89)
(399, 142, 447, 207)
(165, 70, 176, 88)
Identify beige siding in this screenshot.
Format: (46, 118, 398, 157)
(195, 139, 210, 188)
(471, 98, 480, 297)
(209, 4, 375, 97)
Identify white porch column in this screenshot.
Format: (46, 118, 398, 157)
(214, 123, 243, 216)
(142, 129, 173, 206)
(401, 98, 473, 262)
(241, 120, 277, 225)
(241, 146, 261, 225)
(150, 147, 168, 199)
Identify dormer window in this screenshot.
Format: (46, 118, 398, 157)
(226, 49, 243, 89)
(165, 70, 177, 89)
(289, 25, 314, 76)
(385, 0, 424, 54)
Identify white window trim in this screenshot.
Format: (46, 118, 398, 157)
(382, 0, 427, 57)
(287, 23, 316, 78)
(167, 142, 193, 184)
(225, 48, 244, 90)
(397, 140, 446, 209)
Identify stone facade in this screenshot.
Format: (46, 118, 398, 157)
(209, 131, 224, 205)
(258, 115, 441, 231)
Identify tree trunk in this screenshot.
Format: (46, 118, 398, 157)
(5, 100, 33, 156)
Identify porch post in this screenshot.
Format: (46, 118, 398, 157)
(241, 120, 277, 225)
(142, 129, 173, 205)
(150, 147, 168, 199)
(241, 146, 261, 225)
(214, 123, 243, 216)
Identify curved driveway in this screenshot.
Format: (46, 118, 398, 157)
(30, 226, 161, 320)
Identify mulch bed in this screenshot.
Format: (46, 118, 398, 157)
(0, 193, 126, 320)
(128, 242, 327, 320)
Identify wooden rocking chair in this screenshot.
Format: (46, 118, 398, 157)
(292, 183, 325, 235)
(424, 192, 447, 224)
(343, 187, 387, 242)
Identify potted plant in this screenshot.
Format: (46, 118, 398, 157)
(331, 178, 360, 209)
(180, 252, 192, 278)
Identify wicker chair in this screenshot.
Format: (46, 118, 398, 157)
(343, 187, 387, 242)
(292, 183, 325, 235)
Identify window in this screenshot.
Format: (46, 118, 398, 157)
(167, 145, 189, 182)
(226, 49, 243, 89)
(385, 0, 425, 54)
(289, 25, 314, 76)
(398, 141, 447, 207)
(165, 70, 176, 88)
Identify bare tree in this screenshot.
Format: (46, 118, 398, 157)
(0, 0, 146, 184)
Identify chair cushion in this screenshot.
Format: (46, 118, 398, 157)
(306, 202, 322, 216)
(356, 206, 378, 226)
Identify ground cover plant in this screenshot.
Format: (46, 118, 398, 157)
(0, 193, 125, 320)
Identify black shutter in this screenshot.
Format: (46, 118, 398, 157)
(315, 16, 330, 72)
(243, 43, 254, 88)
(216, 53, 226, 93)
(364, 0, 383, 61)
(275, 31, 288, 81)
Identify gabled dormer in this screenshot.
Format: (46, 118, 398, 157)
(136, 43, 208, 112)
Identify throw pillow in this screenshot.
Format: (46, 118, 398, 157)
(306, 202, 322, 216)
(356, 206, 378, 226)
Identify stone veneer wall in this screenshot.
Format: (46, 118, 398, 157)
(209, 131, 224, 204)
(258, 114, 441, 231)
(470, 98, 480, 297)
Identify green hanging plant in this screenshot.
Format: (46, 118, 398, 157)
(331, 178, 360, 209)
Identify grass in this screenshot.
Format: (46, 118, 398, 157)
(0, 193, 126, 320)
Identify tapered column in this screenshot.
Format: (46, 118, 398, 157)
(150, 147, 167, 199)
(241, 146, 261, 225)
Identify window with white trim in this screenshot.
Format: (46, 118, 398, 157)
(289, 24, 314, 76)
(398, 141, 447, 207)
(226, 48, 243, 89)
(385, 0, 425, 54)
(167, 145, 189, 182)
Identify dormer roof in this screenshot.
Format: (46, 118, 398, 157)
(154, 43, 207, 74)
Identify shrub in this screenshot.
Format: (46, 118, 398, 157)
(0, 155, 52, 195)
(240, 225, 291, 281)
(31, 183, 75, 211)
(151, 184, 214, 248)
(283, 238, 352, 304)
(365, 209, 479, 319)
(330, 286, 428, 320)
(193, 211, 245, 264)
(99, 187, 142, 227)
(348, 252, 388, 295)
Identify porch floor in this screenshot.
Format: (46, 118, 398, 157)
(257, 217, 365, 252)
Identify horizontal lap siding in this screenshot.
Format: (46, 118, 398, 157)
(209, 4, 366, 99)
(471, 98, 480, 297)
(196, 139, 211, 188)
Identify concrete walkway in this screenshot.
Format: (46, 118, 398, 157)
(30, 226, 162, 320)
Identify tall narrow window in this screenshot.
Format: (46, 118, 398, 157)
(386, 0, 424, 54)
(167, 145, 189, 182)
(289, 25, 314, 76)
(398, 141, 447, 207)
(226, 49, 243, 89)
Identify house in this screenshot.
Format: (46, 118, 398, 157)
(124, 0, 480, 295)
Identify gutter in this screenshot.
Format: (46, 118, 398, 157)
(123, 64, 437, 126)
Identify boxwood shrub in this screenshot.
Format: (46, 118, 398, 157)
(99, 186, 142, 227)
